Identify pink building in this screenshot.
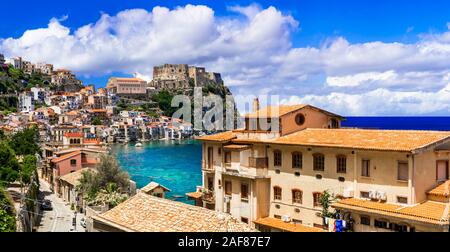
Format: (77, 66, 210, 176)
(51, 150, 99, 194)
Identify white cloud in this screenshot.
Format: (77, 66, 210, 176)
(2, 4, 450, 115)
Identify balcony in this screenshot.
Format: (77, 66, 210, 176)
(200, 187, 215, 203)
(201, 160, 215, 172)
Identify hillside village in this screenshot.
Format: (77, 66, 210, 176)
(0, 54, 232, 142)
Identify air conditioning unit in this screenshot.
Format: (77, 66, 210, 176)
(377, 191, 387, 201)
(224, 196, 231, 203)
(281, 215, 291, 223)
(343, 188, 354, 198)
(369, 190, 378, 200)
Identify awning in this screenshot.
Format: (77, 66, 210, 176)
(254, 217, 324, 232)
(223, 144, 251, 151)
(185, 192, 202, 199)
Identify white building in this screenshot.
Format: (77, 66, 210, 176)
(19, 92, 35, 112)
(30, 87, 46, 104)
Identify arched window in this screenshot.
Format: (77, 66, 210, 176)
(292, 152, 302, 169)
(313, 153, 325, 171)
(274, 150, 282, 167)
(274, 186, 282, 200)
(292, 189, 303, 204)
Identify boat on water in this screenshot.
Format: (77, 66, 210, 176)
(135, 142, 143, 147)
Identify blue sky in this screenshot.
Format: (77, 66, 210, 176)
(2, 1, 450, 115)
(3, 0, 450, 45)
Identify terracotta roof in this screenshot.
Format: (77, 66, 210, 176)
(244, 104, 343, 119)
(93, 193, 257, 232)
(267, 128, 450, 152)
(89, 109, 107, 113)
(59, 168, 94, 186)
(244, 105, 308, 119)
(332, 198, 449, 225)
(65, 110, 79, 116)
(140, 182, 171, 193)
(185, 192, 202, 199)
(196, 131, 236, 142)
(64, 132, 84, 138)
(51, 151, 81, 163)
(115, 78, 145, 82)
(427, 181, 450, 198)
(223, 144, 251, 151)
(254, 217, 324, 232)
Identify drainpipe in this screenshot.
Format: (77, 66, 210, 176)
(353, 151, 358, 194)
(250, 179, 254, 227)
(409, 154, 415, 204)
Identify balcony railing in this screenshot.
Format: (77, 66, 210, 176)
(201, 188, 215, 203)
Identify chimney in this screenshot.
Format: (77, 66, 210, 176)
(253, 98, 260, 112)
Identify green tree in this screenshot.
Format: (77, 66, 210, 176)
(8, 127, 41, 156)
(92, 117, 102, 125)
(0, 141, 20, 184)
(0, 209, 16, 232)
(20, 155, 37, 185)
(0, 187, 16, 232)
(78, 154, 130, 201)
(151, 91, 177, 117)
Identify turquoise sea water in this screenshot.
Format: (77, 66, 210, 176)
(110, 140, 202, 204)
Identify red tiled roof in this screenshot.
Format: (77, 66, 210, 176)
(64, 132, 83, 138)
(51, 151, 81, 163)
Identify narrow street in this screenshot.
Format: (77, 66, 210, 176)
(36, 179, 85, 232)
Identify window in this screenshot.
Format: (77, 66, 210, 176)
(361, 159, 370, 177)
(293, 219, 302, 224)
(397, 196, 408, 204)
(241, 217, 249, 224)
(292, 189, 303, 204)
(70, 159, 77, 166)
(225, 181, 232, 196)
(360, 191, 370, 199)
(436, 160, 449, 182)
(336, 155, 347, 173)
(292, 152, 302, 169)
(360, 216, 371, 226)
(207, 177, 214, 191)
(313, 153, 325, 171)
(392, 223, 408, 232)
(274, 215, 282, 219)
(274, 186, 282, 200)
(330, 118, 339, 129)
(313, 223, 324, 229)
(225, 151, 231, 164)
(374, 219, 389, 229)
(274, 150, 282, 167)
(241, 183, 249, 201)
(313, 192, 322, 207)
(397, 161, 409, 181)
(295, 114, 305, 126)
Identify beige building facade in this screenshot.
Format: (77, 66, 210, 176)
(195, 102, 450, 232)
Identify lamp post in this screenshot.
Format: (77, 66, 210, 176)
(72, 211, 77, 232)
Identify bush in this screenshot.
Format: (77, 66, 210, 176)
(0, 141, 20, 184)
(0, 187, 16, 232)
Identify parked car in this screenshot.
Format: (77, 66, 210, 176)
(40, 199, 53, 211)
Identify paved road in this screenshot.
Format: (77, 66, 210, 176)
(36, 179, 85, 232)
